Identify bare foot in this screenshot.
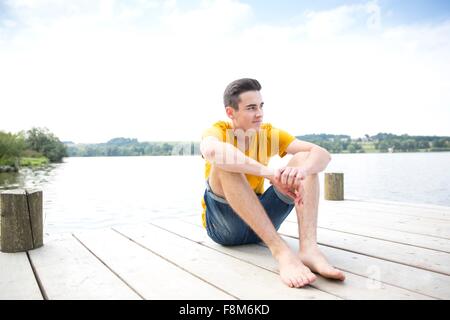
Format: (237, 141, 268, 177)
(299, 246, 346, 281)
(276, 249, 317, 288)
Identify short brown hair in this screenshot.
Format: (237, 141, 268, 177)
(223, 78, 262, 110)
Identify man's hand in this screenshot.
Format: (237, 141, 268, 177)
(275, 166, 309, 190)
(269, 166, 307, 205)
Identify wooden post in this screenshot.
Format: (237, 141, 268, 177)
(324, 173, 344, 201)
(0, 189, 43, 253)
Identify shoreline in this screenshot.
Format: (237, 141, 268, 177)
(63, 150, 450, 158)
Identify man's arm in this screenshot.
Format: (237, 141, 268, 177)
(285, 139, 332, 175)
(200, 136, 274, 178)
(269, 139, 332, 203)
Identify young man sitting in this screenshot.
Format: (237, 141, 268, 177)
(200, 78, 345, 288)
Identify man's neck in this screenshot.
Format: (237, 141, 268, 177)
(231, 126, 251, 151)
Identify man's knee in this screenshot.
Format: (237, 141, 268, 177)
(287, 151, 310, 167)
(286, 152, 319, 182)
(212, 165, 246, 180)
(209, 165, 247, 197)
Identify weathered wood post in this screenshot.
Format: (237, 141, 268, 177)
(324, 173, 344, 201)
(0, 189, 43, 253)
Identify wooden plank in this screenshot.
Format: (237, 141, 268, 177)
(320, 201, 450, 223)
(307, 214, 450, 253)
(320, 201, 450, 228)
(180, 215, 450, 299)
(327, 208, 449, 238)
(280, 235, 450, 300)
(0, 252, 42, 299)
(74, 229, 234, 300)
(342, 198, 450, 213)
(152, 218, 433, 300)
(279, 221, 450, 274)
(114, 224, 341, 300)
(28, 233, 141, 300)
(320, 199, 450, 221)
(287, 208, 450, 239)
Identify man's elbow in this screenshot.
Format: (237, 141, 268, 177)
(201, 139, 224, 163)
(200, 142, 215, 161)
(316, 146, 332, 163)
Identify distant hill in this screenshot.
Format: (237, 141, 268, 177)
(296, 133, 450, 153)
(66, 133, 450, 157)
(66, 139, 198, 157)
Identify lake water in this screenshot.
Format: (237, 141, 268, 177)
(1, 152, 449, 234)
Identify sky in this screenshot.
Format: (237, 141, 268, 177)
(0, 0, 449, 143)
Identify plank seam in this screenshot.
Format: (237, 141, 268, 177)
(321, 200, 450, 215)
(71, 233, 145, 300)
(366, 226, 450, 241)
(173, 218, 446, 300)
(26, 251, 48, 300)
(285, 217, 450, 241)
(111, 227, 239, 300)
(179, 218, 450, 278)
(284, 222, 450, 254)
(279, 232, 450, 277)
(343, 198, 450, 211)
(319, 207, 450, 223)
(317, 225, 450, 254)
(147, 221, 344, 300)
(255, 238, 442, 300)
(175, 218, 413, 298)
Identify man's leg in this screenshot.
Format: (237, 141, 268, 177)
(286, 152, 345, 280)
(208, 165, 317, 288)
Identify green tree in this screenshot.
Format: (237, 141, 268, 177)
(347, 144, 356, 153)
(0, 131, 26, 165)
(376, 141, 389, 152)
(433, 139, 446, 148)
(25, 127, 67, 162)
(162, 143, 172, 155)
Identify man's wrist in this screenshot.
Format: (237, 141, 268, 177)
(260, 166, 275, 179)
(301, 165, 313, 176)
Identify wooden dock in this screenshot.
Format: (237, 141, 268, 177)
(1, 198, 449, 300)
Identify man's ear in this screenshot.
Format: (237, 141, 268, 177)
(225, 106, 235, 119)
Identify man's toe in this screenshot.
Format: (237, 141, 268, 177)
(308, 273, 317, 283)
(292, 277, 302, 288)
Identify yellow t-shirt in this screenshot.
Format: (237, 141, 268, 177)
(200, 120, 296, 228)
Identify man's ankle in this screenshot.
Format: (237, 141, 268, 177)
(270, 241, 292, 260)
(299, 241, 320, 252)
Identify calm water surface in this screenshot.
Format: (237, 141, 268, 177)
(1, 153, 449, 234)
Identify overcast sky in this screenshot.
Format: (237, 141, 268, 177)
(1, 0, 449, 143)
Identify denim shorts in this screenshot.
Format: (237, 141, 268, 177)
(204, 179, 295, 246)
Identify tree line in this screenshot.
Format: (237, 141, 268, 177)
(66, 137, 199, 157)
(65, 133, 450, 157)
(3, 129, 448, 172)
(0, 128, 67, 168)
(298, 133, 450, 153)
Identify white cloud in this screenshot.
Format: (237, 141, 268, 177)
(305, 5, 360, 38)
(162, 0, 252, 35)
(0, 0, 449, 143)
(303, 1, 381, 38)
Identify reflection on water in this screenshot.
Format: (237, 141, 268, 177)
(1, 153, 449, 234)
(0, 172, 21, 189)
(0, 164, 58, 191)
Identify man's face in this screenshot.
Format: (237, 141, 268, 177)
(227, 90, 264, 131)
